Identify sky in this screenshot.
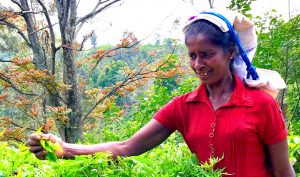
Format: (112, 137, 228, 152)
(76, 0, 300, 46)
(2, 0, 300, 46)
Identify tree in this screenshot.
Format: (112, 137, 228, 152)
(254, 13, 300, 133)
(227, 0, 256, 19)
(0, 1, 181, 143)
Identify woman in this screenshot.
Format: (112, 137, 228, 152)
(28, 10, 295, 177)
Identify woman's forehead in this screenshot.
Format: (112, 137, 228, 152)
(185, 34, 225, 53)
(185, 33, 215, 46)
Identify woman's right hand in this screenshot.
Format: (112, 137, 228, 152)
(27, 133, 65, 160)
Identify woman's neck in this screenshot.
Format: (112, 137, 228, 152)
(205, 74, 235, 111)
(205, 74, 235, 99)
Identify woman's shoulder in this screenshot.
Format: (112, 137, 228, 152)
(173, 87, 203, 104)
(245, 87, 279, 105)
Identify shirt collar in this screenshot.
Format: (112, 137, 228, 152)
(186, 75, 253, 107)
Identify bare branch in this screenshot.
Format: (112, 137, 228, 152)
(28, 22, 58, 35)
(9, 121, 37, 132)
(288, 83, 300, 129)
(0, 20, 32, 47)
(78, 30, 94, 51)
(20, 10, 44, 14)
(76, 0, 121, 26)
(82, 73, 131, 123)
(76, 0, 81, 9)
(90, 39, 142, 72)
(35, 79, 67, 105)
(11, 0, 25, 11)
(0, 59, 13, 63)
(74, 0, 103, 36)
(287, 56, 298, 68)
(0, 73, 38, 96)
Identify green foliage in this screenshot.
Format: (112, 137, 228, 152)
(227, 0, 257, 19)
(254, 14, 300, 135)
(0, 142, 51, 177)
(253, 12, 300, 174)
(1, 134, 298, 176)
(90, 60, 128, 88)
(0, 27, 28, 54)
(288, 135, 300, 175)
(0, 135, 227, 177)
(286, 83, 300, 135)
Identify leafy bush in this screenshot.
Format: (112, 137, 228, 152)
(288, 135, 300, 175)
(0, 135, 228, 177)
(0, 142, 51, 177)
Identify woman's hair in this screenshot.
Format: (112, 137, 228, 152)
(184, 19, 235, 54)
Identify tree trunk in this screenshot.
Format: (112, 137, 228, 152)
(56, 0, 82, 143)
(20, 0, 47, 70)
(61, 47, 83, 143)
(280, 47, 289, 120)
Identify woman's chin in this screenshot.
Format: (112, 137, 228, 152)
(197, 73, 209, 82)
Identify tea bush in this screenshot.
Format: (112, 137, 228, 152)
(0, 134, 228, 177)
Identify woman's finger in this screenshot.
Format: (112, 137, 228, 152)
(29, 145, 43, 153)
(34, 150, 48, 160)
(29, 133, 41, 141)
(27, 137, 41, 146)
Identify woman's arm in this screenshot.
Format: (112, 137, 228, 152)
(28, 119, 172, 159)
(266, 138, 296, 177)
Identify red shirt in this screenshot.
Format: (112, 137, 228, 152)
(154, 75, 288, 177)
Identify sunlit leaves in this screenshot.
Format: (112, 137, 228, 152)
(41, 119, 56, 133)
(0, 127, 26, 142)
(0, 8, 21, 22)
(46, 106, 71, 125)
(28, 103, 40, 118)
(11, 57, 32, 66)
(227, 0, 256, 19)
(116, 32, 138, 48)
(0, 116, 12, 127)
(0, 93, 9, 100)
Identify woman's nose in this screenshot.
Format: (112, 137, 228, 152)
(193, 58, 205, 70)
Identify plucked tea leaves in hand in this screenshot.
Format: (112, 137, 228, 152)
(35, 128, 62, 162)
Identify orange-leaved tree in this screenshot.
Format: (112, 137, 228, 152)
(0, 0, 183, 143)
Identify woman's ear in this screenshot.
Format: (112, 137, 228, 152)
(230, 51, 236, 60)
(229, 45, 237, 60)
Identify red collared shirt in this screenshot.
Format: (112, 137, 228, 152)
(154, 75, 288, 177)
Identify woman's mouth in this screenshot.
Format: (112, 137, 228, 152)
(199, 72, 207, 76)
(198, 70, 209, 77)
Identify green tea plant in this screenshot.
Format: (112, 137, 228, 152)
(0, 134, 228, 177)
(0, 142, 52, 177)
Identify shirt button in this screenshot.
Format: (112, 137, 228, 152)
(209, 133, 214, 137)
(211, 123, 215, 128)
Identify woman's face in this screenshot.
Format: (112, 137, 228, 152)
(186, 33, 233, 85)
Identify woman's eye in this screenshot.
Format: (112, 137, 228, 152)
(189, 53, 196, 60)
